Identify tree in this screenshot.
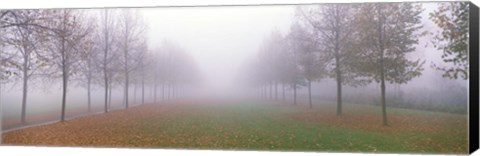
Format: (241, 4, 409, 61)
(77, 16, 97, 112)
(285, 23, 308, 105)
(118, 9, 146, 108)
(94, 9, 118, 113)
(354, 3, 425, 126)
(46, 9, 92, 122)
(2, 10, 50, 124)
(297, 4, 365, 115)
(429, 2, 469, 79)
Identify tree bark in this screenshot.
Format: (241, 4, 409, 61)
(378, 5, 388, 126)
(124, 60, 129, 108)
(134, 83, 137, 105)
(21, 54, 28, 124)
(103, 10, 109, 113)
(162, 83, 165, 100)
(269, 82, 273, 100)
(282, 83, 285, 103)
(142, 70, 145, 104)
(108, 82, 112, 108)
(87, 55, 92, 112)
(168, 83, 171, 99)
(334, 8, 343, 116)
(308, 80, 312, 108)
(275, 82, 278, 101)
(87, 76, 91, 112)
(293, 83, 297, 105)
(60, 67, 68, 122)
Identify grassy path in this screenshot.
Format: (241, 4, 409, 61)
(2, 99, 468, 154)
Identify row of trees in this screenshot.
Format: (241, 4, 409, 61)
(243, 2, 469, 126)
(0, 9, 199, 124)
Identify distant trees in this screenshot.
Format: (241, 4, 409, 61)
(245, 2, 428, 126)
(0, 8, 198, 125)
(95, 9, 117, 113)
(45, 9, 94, 122)
(251, 31, 289, 101)
(156, 41, 199, 100)
(285, 24, 308, 105)
(287, 24, 327, 108)
(118, 9, 146, 108)
(429, 2, 469, 79)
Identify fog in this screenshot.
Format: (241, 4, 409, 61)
(0, 2, 469, 131)
(141, 6, 294, 94)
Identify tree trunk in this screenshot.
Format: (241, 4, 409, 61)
(275, 82, 278, 101)
(262, 85, 265, 99)
(108, 82, 112, 108)
(134, 83, 137, 105)
(333, 5, 343, 116)
(162, 83, 165, 100)
(104, 76, 108, 113)
(293, 83, 297, 105)
(142, 69, 145, 104)
(168, 83, 171, 99)
(308, 80, 312, 108)
(87, 76, 91, 112)
(87, 57, 92, 113)
(103, 10, 109, 113)
(378, 7, 388, 126)
(335, 58, 342, 116)
(122, 87, 126, 106)
(21, 56, 28, 124)
(154, 79, 157, 103)
(381, 72, 387, 126)
(60, 68, 68, 122)
(269, 82, 273, 100)
(282, 83, 285, 103)
(172, 84, 175, 99)
(125, 69, 129, 108)
(60, 19, 68, 122)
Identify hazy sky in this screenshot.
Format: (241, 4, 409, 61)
(139, 3, 464, 93)
(141, 5, 295, 93)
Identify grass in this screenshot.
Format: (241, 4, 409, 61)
(2, 98, 468, 154)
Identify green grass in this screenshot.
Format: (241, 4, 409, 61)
(130, 100, 467, 154)
(4, 99, 468, 154)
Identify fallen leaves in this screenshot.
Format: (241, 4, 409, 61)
(1, 99, 468, 154)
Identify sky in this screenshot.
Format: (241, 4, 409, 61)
(140, 5, 295, 93)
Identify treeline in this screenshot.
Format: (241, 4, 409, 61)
(0, 9, 199, 125)
(243, 2, 469, 126)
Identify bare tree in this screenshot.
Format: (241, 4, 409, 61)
(46, 9, 93, 122)
(77, 16, 97, 112)
(285, 23, 308, 105)
(117, 9, 146, 108)
(93, 9, 118, 113)
(298, 4, 366, 115)
(3, 10, 50, 124)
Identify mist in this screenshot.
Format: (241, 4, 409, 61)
(0, 2, 469, 132)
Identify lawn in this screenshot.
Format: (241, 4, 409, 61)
(2, 98, 468, 154)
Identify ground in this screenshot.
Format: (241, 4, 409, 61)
(2, 99, 468, 154)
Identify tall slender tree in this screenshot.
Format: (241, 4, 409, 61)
(4, 10, 50, 124)
(46, 9, 92, 122)
(354, 3, 425, 126)
(118, 9, 146, 108)
(297, 4, 365, 115)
